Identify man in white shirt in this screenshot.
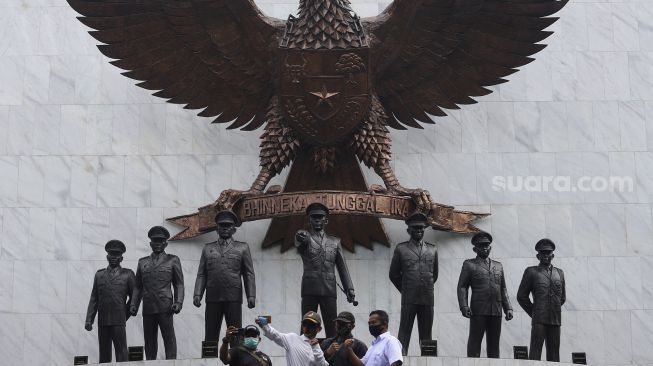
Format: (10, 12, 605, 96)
(256, 311, 329, 366)
(343, 310, 403, 366)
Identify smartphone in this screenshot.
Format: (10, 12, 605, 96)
(259, 315, 272, 324)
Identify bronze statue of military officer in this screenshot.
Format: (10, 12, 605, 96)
(389, 212, 438, 355)
(517, 238, 566, 362)
(194, 210, 256, 341)
(85, 240, 136, 363)
(457, 232, 513, 358)
(130, 226, 184, 360)
(295, 202, 355, 338)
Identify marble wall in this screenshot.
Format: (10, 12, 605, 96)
(1, 0, 652, 365)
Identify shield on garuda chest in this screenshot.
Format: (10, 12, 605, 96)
(279, 48, 371, 146)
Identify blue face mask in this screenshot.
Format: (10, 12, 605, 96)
(243, 337, 259, 350)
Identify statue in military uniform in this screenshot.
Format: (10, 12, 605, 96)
(85, 240, 136, 363)
(194, 210, 256, 342)
(517, 238, 566, 362)
(295, 202, 355, 338)
(130, 226, 184, 360)
(389, 212, 438, 355)
(457, 232, 513, 358)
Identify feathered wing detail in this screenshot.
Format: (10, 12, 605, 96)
(363, 0, 567, 129)
(351, 93, 392, 169)
(259, 96, 301, 176)
(68, 0, 285, 130)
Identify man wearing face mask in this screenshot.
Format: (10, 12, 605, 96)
(343, 310, 403, 366)
(194, 210, 256, 342)
(85, 240, 136, 363)
(517, 238, 566, 362)
(256, 311, 329, 366)
(389, 212, 438, 355)
(321, 311, 367, 366)
(457, 232, 513, 358)
(130, 226, 184, 360)
(296, 202, 355, 338)
(220, 325, 272, 366)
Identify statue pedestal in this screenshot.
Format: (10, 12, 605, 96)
(80, 356, 585, 366)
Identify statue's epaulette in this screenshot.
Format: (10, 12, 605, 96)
(96, 268, 106, 273)
(425, 241, 436, 247)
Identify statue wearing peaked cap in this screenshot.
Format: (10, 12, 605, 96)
(457, 232, 513, 358)
(295, 202, 355, 338)
(85, 240, 136, 363)
(194, 210, 256, 342)
(130, 226, 184, 360)
(389, 212, 438, 355)
(517, 238, 566, 362)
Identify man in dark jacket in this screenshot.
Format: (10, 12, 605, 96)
(295, 202, 355, 338)
(194, 210, 256, 342)
(130, 226, 184, 360)
(85, 240, 136, 363)
(517, 238, 566, 362)
(321, 311, 368, 366)
(457, 232, 513, 358)
(389, 212, 438, 355)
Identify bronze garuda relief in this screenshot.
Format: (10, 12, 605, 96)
(67, 0, 566, 251)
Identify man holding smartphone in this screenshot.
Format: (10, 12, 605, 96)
(220, 325, 272, 366)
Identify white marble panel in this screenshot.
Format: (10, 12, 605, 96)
(513, 102, 542, 152)
(7, 106, 34, 156)
(555, 152, 584, 204)
(81, 208, 110, 260)
(557, 257, 589, 311)
(575, 52, 605, 101)
(43, 155, 72, 208)
(603, 52, 631, 101)
(84, 105, 114, 155)
(517, 205, 546, 258)
(0, 7, 40, 56)
(66, 260, 102, 314)
(550, 52, 577, 102)
(489, 205, 519, 259)
(632, 310, 653, 364)
(486, 102, 516, 153)
(626, 204, 653, 256)
(48, 55, 77, 105)
(587, 3, 616, 51)
(24, 56, 51, 105)
(614, 257, 642, 310)
(447, 153, 477, 206)
(476, 153, 504, 204)
(109, 208, 138, 255)
(29, 207, 56, 260)
(543, 205, 573, 258)
(138, 104, 167, 155)
(593, 102, 620, 152)
(55, 208, 83, 260)
(0, 156, 19, 207)
(1, 207, 29, 260)
(609, 153, 637, 203)
(0, 260, 14, 311)
(112, 104, 140, 155)
(587, 257, 617, 311)
(636, 2, 653, 51)
(502, 153, 531, 204)
(97, 156, 125, 207)
(70, 155, 99, 207)
(12, 260, 41, 313)
(0, 56, 25, 105)
(619, 101, 647, 152)
(395, 154, 423, 192)
(628, 52, 653, 100)
(433, 112, 462, 153)
(51, 314, 85, 366)
(560, 3, 589, 51)
(422, 153, 450, 204)
(0, 313, 25, 365)
(565, 102, 594, 152)
(598, 204, 627, 257)
(165, 106, 195, 155)
(570, 204, 601, 257)
(151, 155, 179, 207)
(612, 3, 640, 52)
(124, 155, 152, 207)
(17, 155, 45, 207)
(530, 154, 557, 204)
(178, 155, 206, 208)
(460, 104, 488, 153)
(60, 105, 88, 155)
(23, 314, 52, 366)
(232, 155, 260, 191)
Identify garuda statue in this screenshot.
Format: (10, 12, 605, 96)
(67, 0, 566, 250)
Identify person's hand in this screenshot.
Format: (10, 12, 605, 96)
(85, 322, 93, 331)
(129, 305, 138, 316)
(343, 339, 354, 349)
(171, 303, 182, 314)
(226, 325, 239, 339)
(461, 307, 472, 318)
(295, 230, 309, 245)
(505, 309, 513, 321)
(325, 342, 340, 358)
(309, 338, 320, 347)
(193, 296, 202, 308)
(255, 316, 268, 326)
(347, 289, 355, 302)
(247, 297, 255, 309)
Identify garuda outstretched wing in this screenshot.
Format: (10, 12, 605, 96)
(364, 0, 567, 130)
(68, 0, 284, 130)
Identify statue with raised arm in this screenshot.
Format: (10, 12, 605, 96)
(295, 202, 355, 338)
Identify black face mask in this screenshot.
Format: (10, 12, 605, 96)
(336, 324, 351, 336)
(369, 324, 383, 337)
